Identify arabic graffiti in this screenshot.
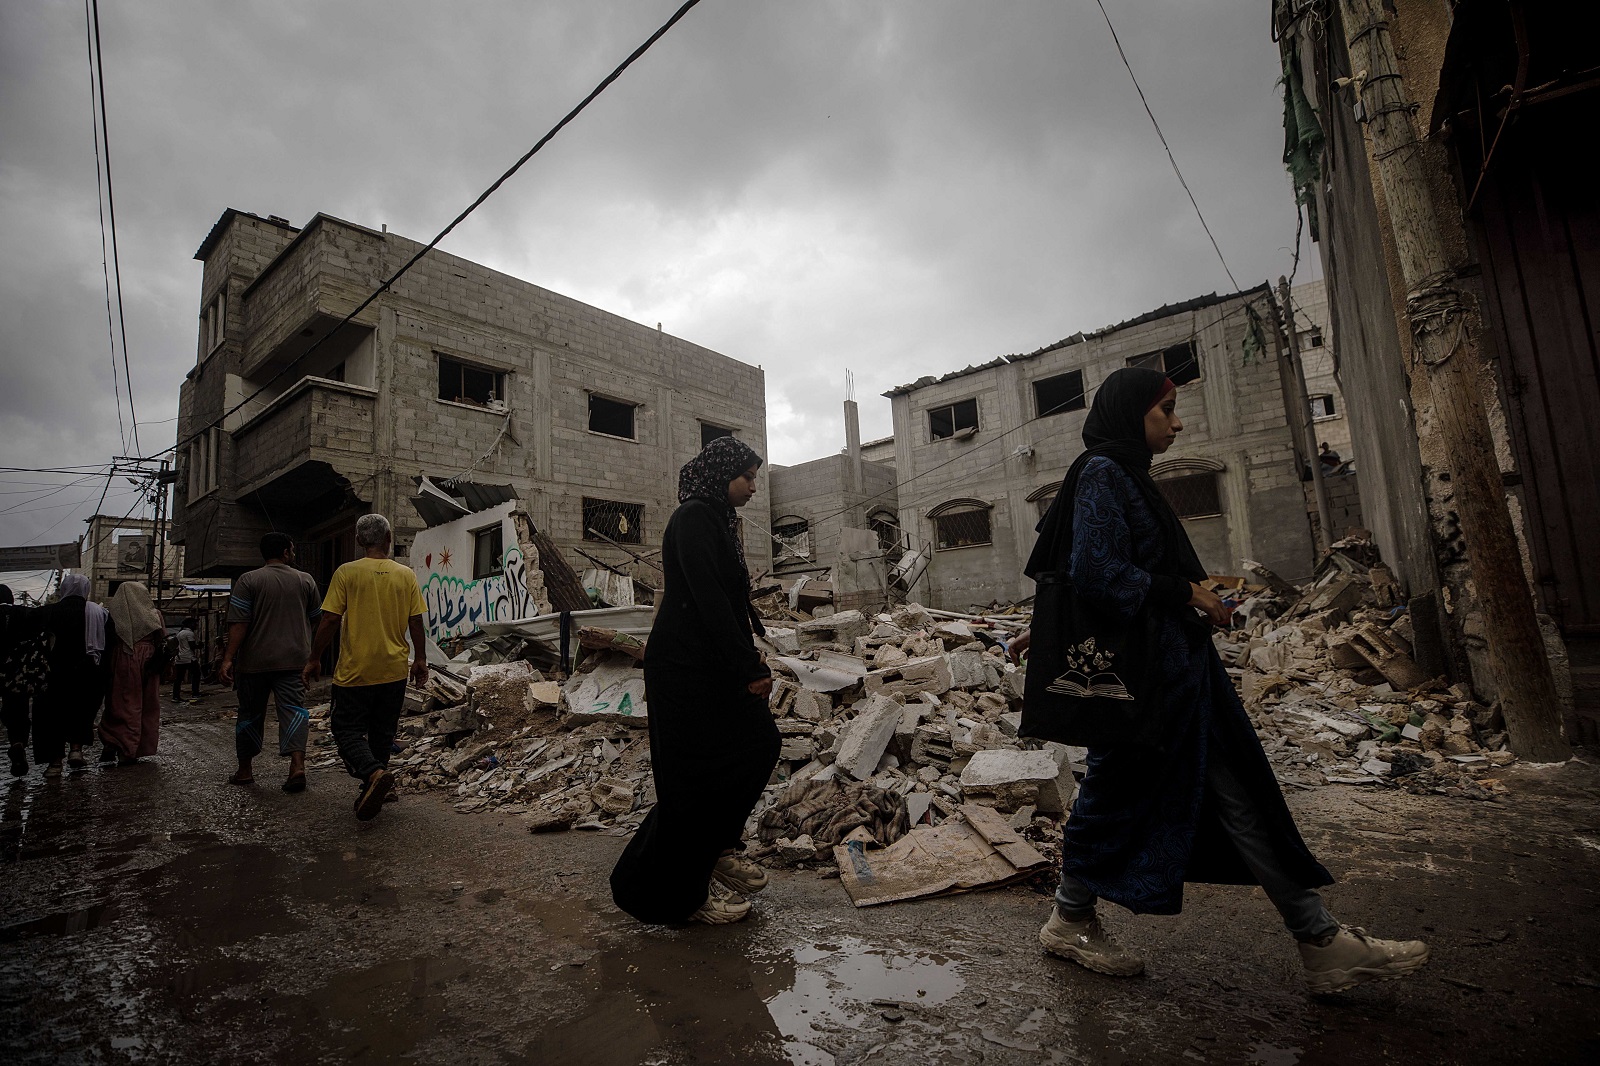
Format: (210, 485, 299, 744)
(420, 546, 538, 640)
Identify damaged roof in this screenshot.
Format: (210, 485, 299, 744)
(883, 283, 1268, 397)
(410, 476, 519, 528)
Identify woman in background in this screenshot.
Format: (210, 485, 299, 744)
(610, 436, 780, 926)
(37, 575, 108, 775)
(101, 581, 165, 765)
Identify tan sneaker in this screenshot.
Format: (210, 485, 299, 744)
(1039, 907, 1144, 976)
(1299, 926, 1430, 993)
(689, 878, 751, 925)
(712, 852, 770, 895)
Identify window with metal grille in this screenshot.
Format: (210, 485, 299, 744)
(1309, 393, 1336, 419)
(1157, 473, 1221, 519)
(928, 398, 979, 441)
(931, 505, 992, 550)
(583, 498, 643, 544)
(868, 511, 901, 551)
(438, 357, 504, 406)
(1033, 371, 1085, 417)
(472, 525, 504, 579)
(1127, 341, 1201, 386)
(588, 394, 637, 439)
(701, 422, 734, 448)
(772, 517, 811, 562)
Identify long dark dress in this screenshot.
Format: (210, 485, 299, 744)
(610, 498, 781, 923)
(1057, 456, 1332, 914)
(34, 595, 104, 762)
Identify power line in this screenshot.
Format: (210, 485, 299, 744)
(1093, 0, 1241, 292)
(157, 0, 706, 466)
(84, 0, 126, 452)
(89, 0, 139, 453)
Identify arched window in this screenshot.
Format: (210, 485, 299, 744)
(1150, 457, 1225, 519)
(867, 510, 901, 551)
(772, 515, 811, 562)
(927, 498, 993, 551)
(1026, 481, 1062, 518)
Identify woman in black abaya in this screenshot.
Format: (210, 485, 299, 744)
(1015, 367, 1429, 993)
(610, 436, 781, 925)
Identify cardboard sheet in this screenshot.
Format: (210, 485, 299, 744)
(833, 804, 1048, 907)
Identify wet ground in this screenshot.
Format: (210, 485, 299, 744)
(3, 689, 1599, 1065)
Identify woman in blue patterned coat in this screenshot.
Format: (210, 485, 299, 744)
(1013, 367, 1428, 993)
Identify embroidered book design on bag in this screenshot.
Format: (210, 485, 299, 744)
(1046, 637, 1134, 700)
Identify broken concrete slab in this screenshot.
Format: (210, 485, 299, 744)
(834, 695, 904, 781)
(863, 655, 953, 699)
(959, 749, 1073, 814)
(797, 609, 869, 650)
(561, 655, 648, 726)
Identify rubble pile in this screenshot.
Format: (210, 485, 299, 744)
(1225, 536, 1516, 801)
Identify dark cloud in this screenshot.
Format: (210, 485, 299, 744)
(0, 0, 1315, 569)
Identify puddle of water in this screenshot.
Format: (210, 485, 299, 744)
(763, 937, 965, 1065)
(1249, 1044, 1303, 1066)
(276, 955, 471, 1060)
(0, 902, 118, 940)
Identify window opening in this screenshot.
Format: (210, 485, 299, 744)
(930, 503, 992, 550)
(588, 395, 637, 439)
(700, 423, 734, 448)
(1127, 341, 1201, 386)
(772, 517, 811, 562)
(1157, 473, 1221, 519)
(1309, 394, 1336, 419)
(438, 357, 504, 407)
(473, 525, 504, 580)
(928, 398, 979, 441)
(1033, 371, 1086, 417)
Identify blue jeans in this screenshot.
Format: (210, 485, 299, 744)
(235, 671, 310, 760)
(1057, 754, 1339, 942)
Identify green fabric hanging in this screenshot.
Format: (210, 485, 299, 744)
(1281, 47, 1325, 239)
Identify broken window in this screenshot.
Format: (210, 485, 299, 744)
(472, 524, 504, 580)
(583, 498, 643, 544)
(1157, 473, 1221, 519)
(438, 357, 504, 407)
(928, 398, 979, 441)
(1033, 371, 1085, 418)
(868, 510, 901, 551)
(1126, 341, 1201, 386)
(700, 422, 734, 449)
(772, 516, 811, 563)
(930, 501, 992, 550)
(1309, 393, 1336, 419)
(588, 394, 637, 439)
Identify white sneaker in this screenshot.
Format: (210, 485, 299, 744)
(712, 852, 770, 895)
(689, 877, 751, 925)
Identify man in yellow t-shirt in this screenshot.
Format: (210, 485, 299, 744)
(303, 513, 429, 821)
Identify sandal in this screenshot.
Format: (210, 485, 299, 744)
(228, 770, 255, 786)
(282, 773, 307, 794)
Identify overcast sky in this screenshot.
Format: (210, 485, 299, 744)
(0, 0, 1312, 592)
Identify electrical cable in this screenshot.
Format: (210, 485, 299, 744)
(1093, 0, 1241, 292)
(155, 0, 706, 466)
(90, 0, 140, 453)
(84, 0, 126, 453)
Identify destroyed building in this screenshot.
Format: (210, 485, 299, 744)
(76, 513, 189, 605)
(881, 283, 1349, 610)
(1275, 0, 1599, 735)
(171, 210, 771, 601)
(766, 400, 901, 608)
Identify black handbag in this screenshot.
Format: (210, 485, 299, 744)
(1019, 572, 1167, 749)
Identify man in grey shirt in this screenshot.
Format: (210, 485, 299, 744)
(220, 532, 322, 792)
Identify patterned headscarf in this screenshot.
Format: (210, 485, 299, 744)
(677, 436, 764, 572)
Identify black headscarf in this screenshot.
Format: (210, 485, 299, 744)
(677, 435, 764, 572)
(1024, 366, 1206, 583)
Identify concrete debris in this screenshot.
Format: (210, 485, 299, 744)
(959, 749, 1074, 815)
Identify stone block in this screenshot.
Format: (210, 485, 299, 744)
(948, 645, 1001, 690)
(791, 689, 832, 722)
(798, 609, 869, 650)
(959, 749, 1073, 814)
(863, 655, 952, 699)
(834, 694, 903, 781)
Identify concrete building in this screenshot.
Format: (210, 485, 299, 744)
(173, 210, 770, 600)
(883, 286, 1331, 610)
(1290, 280, 1352, 462)
(76, 514, 187, 605)
(766, 401, 899, 579)
(1275, 0, 1599, 731)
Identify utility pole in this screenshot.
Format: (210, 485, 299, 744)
(1275, 277, 1334, 554)
(1338, 0, 1569, 761)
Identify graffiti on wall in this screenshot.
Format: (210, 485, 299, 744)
(420, 547, 538, 640)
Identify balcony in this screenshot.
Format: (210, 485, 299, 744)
(232, 377, 378, 509)
(239, 214, 386, 379)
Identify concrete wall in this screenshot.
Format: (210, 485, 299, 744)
(767, 454, 898, 574)
(77, 515, 187, 605)
(886, 289, 1318, 610)
(410, 500, 545, 640)
(1290, 280, 1353, 461)
(175, 211, 770, 588)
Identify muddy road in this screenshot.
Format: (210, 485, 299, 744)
(2, 694, 1598, 1065)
